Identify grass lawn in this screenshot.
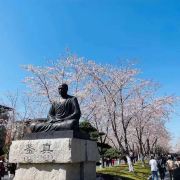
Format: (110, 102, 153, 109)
(97, 162, 151, 180)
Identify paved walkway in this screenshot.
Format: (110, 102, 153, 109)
(2, 170, 180, 180)
(1, 175, 13, 180)
(149, 170, 180, 180)
(1, 173, 171, 180)
(164, 171, 170, 180)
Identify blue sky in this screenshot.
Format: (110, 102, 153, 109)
(0, 0, 180, 145)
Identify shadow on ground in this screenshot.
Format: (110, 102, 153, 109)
(97, 173, 131, 180)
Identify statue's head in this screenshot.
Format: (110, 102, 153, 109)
(58, 83, 68, 97)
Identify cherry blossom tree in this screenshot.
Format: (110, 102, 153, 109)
(127, 80, 175, 165)
(19, 53, 177, 169)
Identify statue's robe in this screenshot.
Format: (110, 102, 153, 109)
(31, 96, 81, 132)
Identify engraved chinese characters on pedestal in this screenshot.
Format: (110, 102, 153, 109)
(24, 142, 35, 154)
(23, 141, 54, 163)
(40, 143, 54, 162)
(24, 142, 35, 162)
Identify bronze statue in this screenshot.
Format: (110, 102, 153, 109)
(30, 84, 81, 132)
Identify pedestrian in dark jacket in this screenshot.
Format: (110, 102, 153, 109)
(0, 160, 5, 180)
(8, 163, 17, 179)
(157, 156, 166, 180)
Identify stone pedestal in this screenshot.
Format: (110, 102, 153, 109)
(9, 133, 99, 180)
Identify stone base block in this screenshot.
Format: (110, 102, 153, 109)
(14, 162, 96, 180)
(9, 138, 99, 163)
(9, 137, 99, 180)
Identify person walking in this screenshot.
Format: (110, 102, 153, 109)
(175, 156, 180, 167)
(157, 155, 166, 180)
(8, 163, 17, 179)
(105, 158, 109, 167)
(149, 155, 158, 180)
(166, 155, 175, 180)
(111, 159, 115, 166)
(0, 160, 5, 180)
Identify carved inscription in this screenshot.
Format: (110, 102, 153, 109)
(41, 143, 54, 162)
(24, 156, 33, 162)
(41, 143, 53, 153)
(23, 142, 55, 162)
(24, 143, 35, 154)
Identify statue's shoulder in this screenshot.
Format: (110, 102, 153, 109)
(68, 96, 78, 103)
(51, 101, 59, 106)
(68, 95, 76, 99)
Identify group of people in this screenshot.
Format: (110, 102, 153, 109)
(105, 158, 116, 167)
(0, 158, 16, 180)
(149, 154, 180, 180)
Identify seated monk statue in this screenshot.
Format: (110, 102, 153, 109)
(30, 83, 81, 132)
